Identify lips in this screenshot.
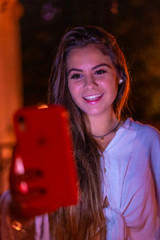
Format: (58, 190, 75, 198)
(83, 93, 103, 103)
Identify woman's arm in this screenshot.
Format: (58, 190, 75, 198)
(0, 190, 35, 240)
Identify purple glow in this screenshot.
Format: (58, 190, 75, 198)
(41, 3, 61, 21)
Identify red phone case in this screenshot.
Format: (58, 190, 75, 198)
(10, 105, 78, 217)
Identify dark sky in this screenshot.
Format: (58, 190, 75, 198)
(20, 0, 160, 125)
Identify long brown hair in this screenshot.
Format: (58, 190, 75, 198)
(48, 26, 130, 240)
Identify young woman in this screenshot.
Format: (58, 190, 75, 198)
(0, 26, 160, 240)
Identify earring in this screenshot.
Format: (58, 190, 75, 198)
(119, 79, 123, 84)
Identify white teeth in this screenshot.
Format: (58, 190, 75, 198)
(84, 94, 103, 100)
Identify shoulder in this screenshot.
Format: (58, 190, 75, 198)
(123, 118, 160, 140)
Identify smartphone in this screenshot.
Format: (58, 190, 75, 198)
(10, 105, 78, 217)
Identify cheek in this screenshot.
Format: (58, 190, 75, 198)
(68, 81, 80, 96)
(101, 79, 118, 92)
(113, 84, 119, 98)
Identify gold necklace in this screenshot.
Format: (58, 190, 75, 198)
(92, 121, 120, 140)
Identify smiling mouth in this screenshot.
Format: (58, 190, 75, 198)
(83, 93, 103, 102)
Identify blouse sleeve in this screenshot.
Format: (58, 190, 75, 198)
(0, 191, 50, 240)
(0, 190, 35, 240)
(149, 127, 160, 215)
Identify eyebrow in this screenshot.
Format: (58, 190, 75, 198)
(92, 63, 111, 70)
(67, 63, 111, 76)
(67, 68, 82, 75)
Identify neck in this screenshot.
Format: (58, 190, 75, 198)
(84, 112, 119, 137)
(84, 112, 120, 152)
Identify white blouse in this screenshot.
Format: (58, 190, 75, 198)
(0, 118, 160, 239)
(102, 118, 160, 239)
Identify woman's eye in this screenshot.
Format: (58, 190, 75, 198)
(70, 73, 82, 79)
(95, 69, 107, 75)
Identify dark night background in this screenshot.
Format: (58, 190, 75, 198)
(19, 0, 160, 128)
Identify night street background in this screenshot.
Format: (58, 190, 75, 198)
(20, 0, 160, 127)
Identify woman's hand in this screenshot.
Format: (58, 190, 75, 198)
(10, 168, 45, 218)
(9, 150, 47, 219)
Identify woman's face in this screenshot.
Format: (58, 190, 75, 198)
(67, 45, 119, 118)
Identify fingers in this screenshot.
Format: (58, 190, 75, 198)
(10, 169, 45, 197)
(10, 169, 43, 184)
(11, 187, 46, 202)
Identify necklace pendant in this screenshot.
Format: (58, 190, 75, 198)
(91, 121, 120, 140)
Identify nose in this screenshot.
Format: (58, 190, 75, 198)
(84, 74, 98, 88)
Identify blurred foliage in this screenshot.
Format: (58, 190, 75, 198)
(20, 0, 160, 125)
(112, 0, 160, 123)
